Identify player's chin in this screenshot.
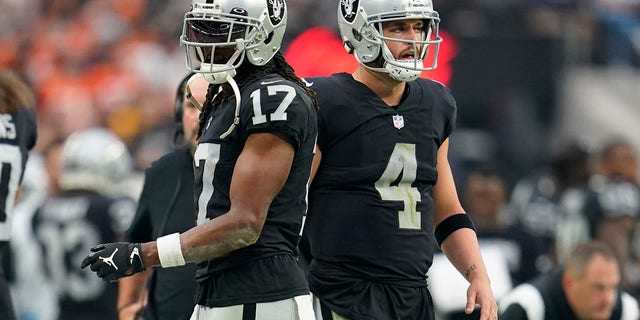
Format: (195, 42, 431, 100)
(593, 310, 613, 320)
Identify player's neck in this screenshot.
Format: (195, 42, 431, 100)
(352, 67, 406, 107)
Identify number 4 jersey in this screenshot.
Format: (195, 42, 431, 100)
(0, 107, 37, 241)
(306, 73, 457, 285)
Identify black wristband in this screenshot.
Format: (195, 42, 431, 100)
(434, 213, 476, 247)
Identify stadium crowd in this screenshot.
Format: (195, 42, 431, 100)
(1, 0, 640, 319)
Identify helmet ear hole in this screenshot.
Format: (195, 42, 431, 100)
(264, 32, 274, 45)
(343, 41, 355, 55)
(351, 29, 362, 42)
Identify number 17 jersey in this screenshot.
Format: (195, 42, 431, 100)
(193, 74, 317, 306)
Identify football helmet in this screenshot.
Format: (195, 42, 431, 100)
(180, 0, 287, 84)
(59, 128, 132, 195)
(338, 0, 442, 81)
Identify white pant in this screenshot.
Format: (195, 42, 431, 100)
(190, 295, 316, 320)
(312, 294, 350, 320)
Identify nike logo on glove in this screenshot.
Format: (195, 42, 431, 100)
(99, 248, 119, 270)
(129, 247, 141, 265)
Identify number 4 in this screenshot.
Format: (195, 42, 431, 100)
(375, 143, 421, 229)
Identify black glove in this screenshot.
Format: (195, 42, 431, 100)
(80, 242, 145, 283)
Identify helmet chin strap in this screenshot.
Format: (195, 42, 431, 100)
(381, 45, 423, 82)
(197, 47, 244, 85)
(185, 73, 205, 111)
(185, 72, 241, 139)
(200, 66, 237, 84)
(193, 47, 244, 139)
(219, 74, 241, 139)
(385, 61, 423, 82)
(360, 43, 423, 82)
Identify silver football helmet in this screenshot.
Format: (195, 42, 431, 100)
(59, 128, 132, 194)
(180, 0, 287, 84)
(338, 0, 442, 81)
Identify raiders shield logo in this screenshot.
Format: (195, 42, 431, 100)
(267, 0, 285, 26)
(393, 114, 404, 129)
(340, 0, 359, 23)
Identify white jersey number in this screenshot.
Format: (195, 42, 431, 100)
(250, 85, 296, 125)
(375, 143, 421, 229)
(0, 144, 22, 239)
(194, 143, 220, 226)
(37, 218, 104, 300)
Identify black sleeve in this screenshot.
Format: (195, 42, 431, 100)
(126, 176, 153, 243)
(500, 304, 529, 320)
(441, 85, 457, 144)
(239, 78, 315, 151)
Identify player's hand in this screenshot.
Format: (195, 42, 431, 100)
(466, 276, 498, 320)
(118, 301, 146, 320)
(80, 242, 145, 283)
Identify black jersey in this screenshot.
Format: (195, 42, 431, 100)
(193, 74, 317, 307)
(127, 147, 197, 320)
(0, 107, 37, 241)
(499, 269, 638, 320)
(305, 73, 455, 319)
(32, 190, 136, 320)
(509, 170, 565, 252)
(306, 73, 456, 284)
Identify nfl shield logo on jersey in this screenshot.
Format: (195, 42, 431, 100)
(392, 114, 404, 129)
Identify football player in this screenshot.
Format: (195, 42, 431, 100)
(301, 0, 498, 319)
(81, 0, 318, 319)
(0, 68, 37, 320)
(32, 128, 136, 320)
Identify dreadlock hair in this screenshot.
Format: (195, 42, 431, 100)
(0, 68, 34, 114)
(197, 51, 317, 139)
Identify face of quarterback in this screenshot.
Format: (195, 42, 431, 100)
(381, 19, 425, 62)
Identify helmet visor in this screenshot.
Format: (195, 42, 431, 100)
(184, 18, 247, 44)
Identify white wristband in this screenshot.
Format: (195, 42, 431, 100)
(157, 233, 186, 268)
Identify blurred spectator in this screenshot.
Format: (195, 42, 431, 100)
(509, 142, 591, 270)
(0, 0, 184, 166)
(554, 137, 640, 300)
(463, 165, 545, 286)
(586, 178, 640, 293)
(588, 0, 640, 68)
(499, 240, 639, 320)
(594, 137, 639, 185)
